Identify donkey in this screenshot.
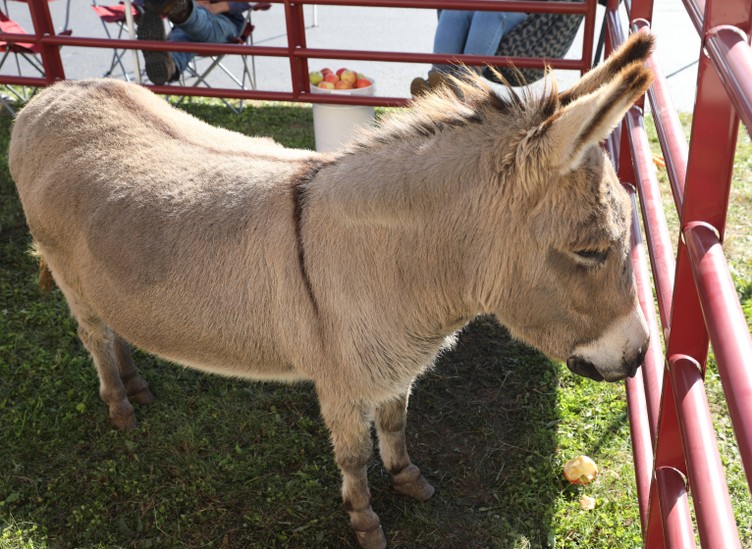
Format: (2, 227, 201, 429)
(9, 32, 653, 548)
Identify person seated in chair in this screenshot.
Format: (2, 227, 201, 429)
(411, 9, 528, 96)
(136, 0, 252, 85)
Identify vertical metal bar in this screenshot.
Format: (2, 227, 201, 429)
(283, 0, 310, 99)
(579, 0, 598, 75)
(625, 370, 653, 530)
(26, 0, 65, 82)
(655, 467, 696, 549)
(683, 56, 739, 240)
(668, 355, 742, 548)
(625, 109, 669, 436)
(645, 369, 693, 547)
(624, 186, 657, 529)
(633, 19, 689, 215)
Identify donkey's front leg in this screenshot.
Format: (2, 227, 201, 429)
(317, 392, 386, 549)
(375, 393, 434, 501)
(114, 336, 155, 405)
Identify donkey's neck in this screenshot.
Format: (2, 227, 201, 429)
(306, 129, 494, 340)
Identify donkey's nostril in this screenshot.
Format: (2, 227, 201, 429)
(566, 357, 604, 381)
(627, 344, 649, 378)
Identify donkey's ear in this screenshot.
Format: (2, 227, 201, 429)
(559, 31, 655, 106)
(532, 61, 653, 173)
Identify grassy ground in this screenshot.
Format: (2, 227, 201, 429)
(0, 95, 750, 548)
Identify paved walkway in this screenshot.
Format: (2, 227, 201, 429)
(3, 0, 699, 112)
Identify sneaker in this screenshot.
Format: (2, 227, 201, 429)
(410, 76, 430, 97)
(427, 70, 462, 98)
(143, 0, 188, 18)
(136, 3, 177, 85)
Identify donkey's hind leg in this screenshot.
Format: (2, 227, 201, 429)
(114, 336, 154, 405)
(375, 392, 434, 501)
(76, 316, 137, 429)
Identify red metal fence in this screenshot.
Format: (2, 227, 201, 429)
(2, 0, 752, 546)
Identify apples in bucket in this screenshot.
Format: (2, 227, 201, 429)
(309, 67, 373, 90)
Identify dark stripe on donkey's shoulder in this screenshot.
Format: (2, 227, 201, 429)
(292, 160, 331, 317)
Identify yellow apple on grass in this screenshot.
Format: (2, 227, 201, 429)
(563, 455, 598, 485)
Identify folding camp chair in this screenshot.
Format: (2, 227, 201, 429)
(484, 7, 584, 86)
(176, 2, 271, 113)
(484, 0, 617, 85)
(0, 0, 72, 108)
(90, 0, 143, 81)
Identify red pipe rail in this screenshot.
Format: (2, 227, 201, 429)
(618, 0, 752, 545)
(0, 0, 597, 107)
(2, 0, 752, 547)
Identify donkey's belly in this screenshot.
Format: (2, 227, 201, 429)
(150, 349, 309, 383)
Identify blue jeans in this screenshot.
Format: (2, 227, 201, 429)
(168, 5, 245, 75)
(433, 10, 528, 75)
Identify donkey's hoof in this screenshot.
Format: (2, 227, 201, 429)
(354, 525, 387, 549)
(109, 401, 137, 430)
(392, 464, 435, 501)
(129, 386, 155, 406)
(111, 412, 138, 430)
(124, 376, 155, 405)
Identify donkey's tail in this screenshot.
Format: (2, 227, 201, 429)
(30, 242, 55, 293)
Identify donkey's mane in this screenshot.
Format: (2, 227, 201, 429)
(344, 68, 560, 154)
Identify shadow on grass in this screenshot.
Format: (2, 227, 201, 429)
(1, 101, 562, 548)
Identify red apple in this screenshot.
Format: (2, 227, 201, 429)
(336, 67, 349, 77)
(317, 81, 335, 89)
(321, 67, 333, 76)
(354, 78, 372, 89)
(334, 80, 353, 90)
(323, 73, 339, 84)
(340, 70, 357, 84)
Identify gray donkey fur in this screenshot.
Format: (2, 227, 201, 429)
(9, 32, 654, 548)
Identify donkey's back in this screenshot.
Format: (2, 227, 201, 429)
(10, 79, 321, 385)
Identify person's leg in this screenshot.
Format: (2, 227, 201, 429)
(432, 10, 474, 74)
(463, 10, 528, 60)
(137, 0, 193, 84)
(169, 6, 244, 75)
(411, 9, 473, 96)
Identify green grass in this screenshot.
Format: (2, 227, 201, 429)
(0, 96, 750, 548)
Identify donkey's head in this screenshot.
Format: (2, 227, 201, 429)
(466, 33, 655, 382)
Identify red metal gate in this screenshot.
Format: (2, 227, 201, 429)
(609, 0, 752, 545)
(2, 0, 751, 546)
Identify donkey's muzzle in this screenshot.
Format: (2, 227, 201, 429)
(566, 357, 605, 381)
(567, 341, 648, 382)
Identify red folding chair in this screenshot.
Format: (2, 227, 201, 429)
(90, 0, 142, 81)
(0, 0, 71, 108)
(177, 2, 271, 113)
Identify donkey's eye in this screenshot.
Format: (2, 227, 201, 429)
(574, 249, 609, 263)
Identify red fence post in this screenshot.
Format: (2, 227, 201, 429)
(26, 0, 65, 82)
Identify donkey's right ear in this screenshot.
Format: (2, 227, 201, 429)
(559, 31, 655, 106)
(527, 60, 653, 173)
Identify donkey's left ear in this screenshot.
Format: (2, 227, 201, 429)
(533, 60, 653, 173)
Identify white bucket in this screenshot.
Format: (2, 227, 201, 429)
(311, 82, 376, 153)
